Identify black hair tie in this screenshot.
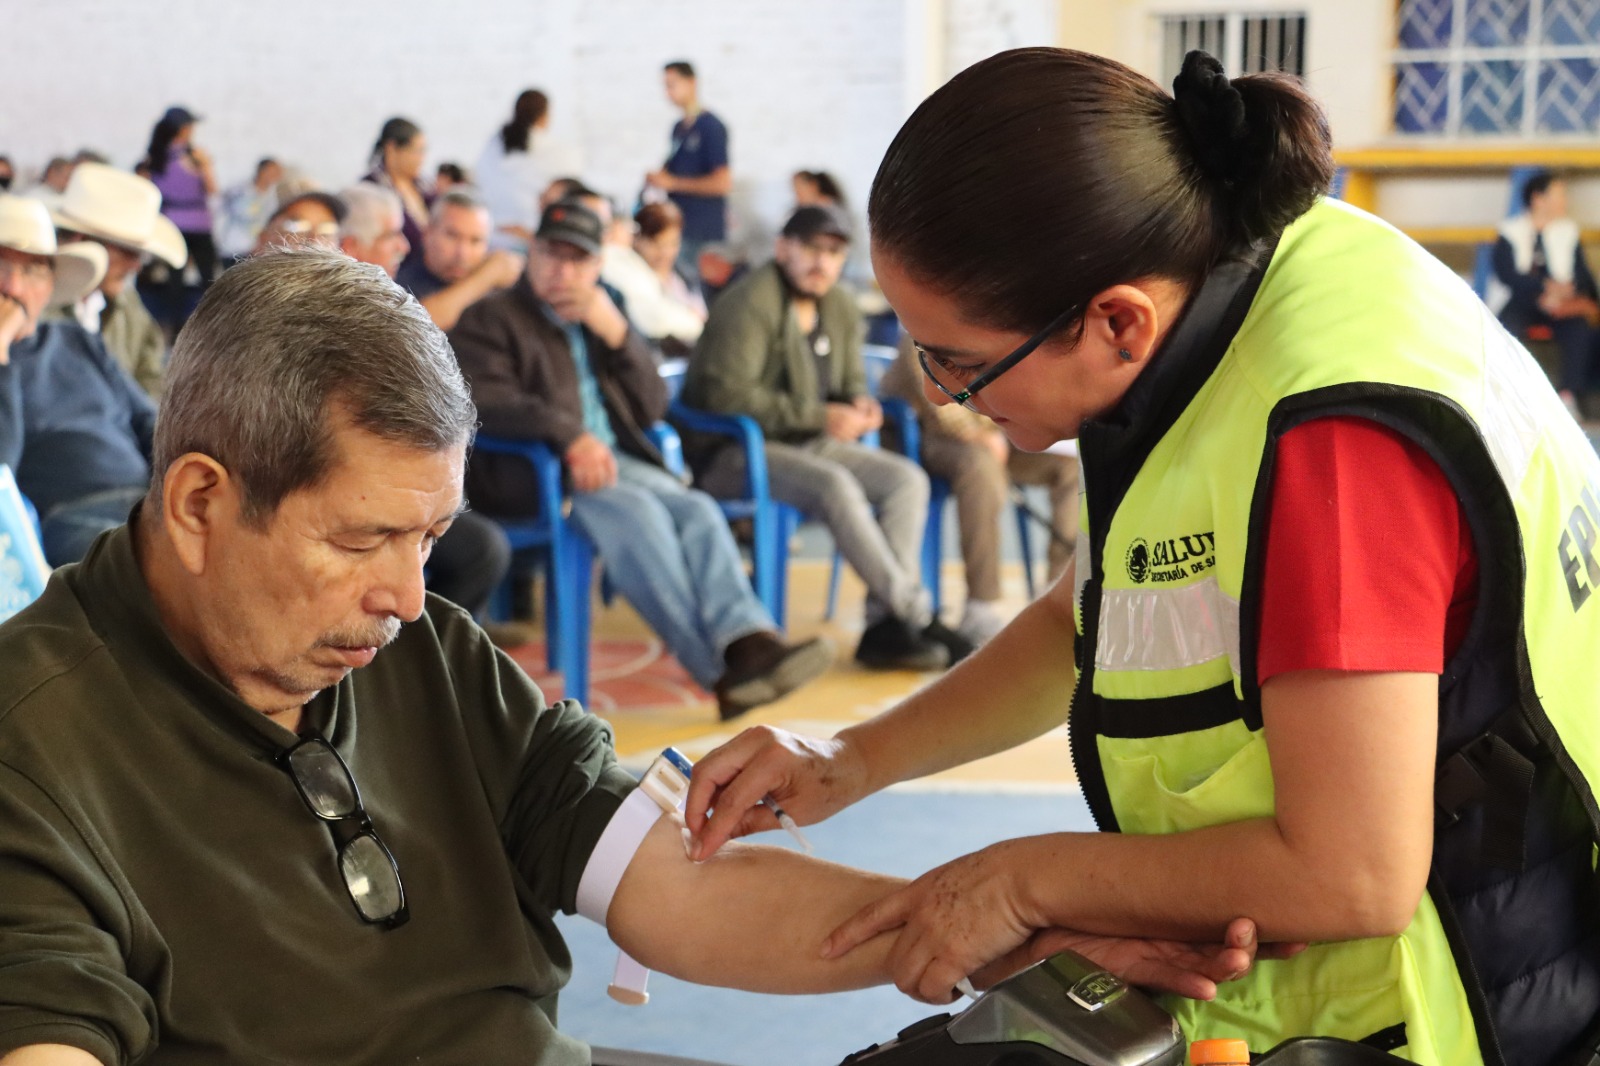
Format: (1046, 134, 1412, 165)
(1172, 50, 1250, 188)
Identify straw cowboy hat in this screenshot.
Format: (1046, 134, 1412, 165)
(0, 194, 107, 307)
(50, 162, 188, 269)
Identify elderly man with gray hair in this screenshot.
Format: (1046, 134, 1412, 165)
(337, 182, 410, 277)
(0, 247, 922, 1065)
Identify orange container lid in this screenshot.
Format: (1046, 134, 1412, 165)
(1189, 1038, 1251, 1064)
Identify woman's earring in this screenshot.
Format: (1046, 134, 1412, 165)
(1118, 349, 1134, 362)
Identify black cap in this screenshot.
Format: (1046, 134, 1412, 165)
(536, 200, 603, 256)
(781, 204, 852, 243)
(161, 105, 200, 127)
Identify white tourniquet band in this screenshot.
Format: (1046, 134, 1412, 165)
(576, 787, 665, 926)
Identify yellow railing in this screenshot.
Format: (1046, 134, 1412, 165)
(1333, 145, 1600, 243)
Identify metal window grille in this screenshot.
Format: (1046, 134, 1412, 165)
(1394, 0, 1600, 136)
(1161, 12, 1308, 82)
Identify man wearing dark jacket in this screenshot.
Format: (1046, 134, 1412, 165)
(450, 201, 830, 719)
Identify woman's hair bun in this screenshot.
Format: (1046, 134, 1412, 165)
(1172, 51, 1251, 187)
(1171, 49, 1334, 246)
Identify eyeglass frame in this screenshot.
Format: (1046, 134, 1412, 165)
(277, 731, 410, 929)
(915, 303, 1082, 412)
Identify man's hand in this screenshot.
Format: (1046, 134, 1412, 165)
(481, 249, 527, 290)
(581, 286, 630, 350)
(0, 293, 30, 361)
(564, 432, 618, 493)
(685, 725, 871, 861)
(644, 169, 677, 192)
(825, 402, 870, 442)
(970, 918, 1305, 1003)
(853, 395, 883, 433)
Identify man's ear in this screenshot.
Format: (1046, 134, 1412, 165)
(159, 453, 237, 576)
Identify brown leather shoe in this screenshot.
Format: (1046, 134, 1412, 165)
(715, 632, 835, 721)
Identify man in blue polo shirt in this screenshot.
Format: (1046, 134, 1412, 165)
(645, 60, 730, 286)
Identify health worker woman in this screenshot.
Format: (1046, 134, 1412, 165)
(686, 48, 1600, 1065)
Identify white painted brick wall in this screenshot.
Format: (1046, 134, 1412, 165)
(4, 0, 913, 249)
(944, 0, 1059, 77)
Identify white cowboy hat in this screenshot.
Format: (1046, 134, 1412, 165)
(50, 162, 188, 269)
(0, 194, 107, 307)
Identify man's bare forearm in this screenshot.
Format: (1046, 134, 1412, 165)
(608, 816, 902, 993)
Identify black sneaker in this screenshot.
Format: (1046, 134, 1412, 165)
(854, 617, 949, 672)
(716, 633, 836, 721)
(922, 617, 976, 666)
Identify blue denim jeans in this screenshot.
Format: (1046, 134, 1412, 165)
(567, 454, 771, 688)
(41, 486, 148, 567)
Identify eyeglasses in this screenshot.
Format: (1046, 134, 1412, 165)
(274, 219, 341, 239)
(915, 304, 1081, 412)
(278, 732, 409, 928)
(0, 257, 53, 284)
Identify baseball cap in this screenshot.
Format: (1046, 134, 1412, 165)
(781, 203, 852, 243)
(536, 199, 603, 256)
(161, 105, 200, 127)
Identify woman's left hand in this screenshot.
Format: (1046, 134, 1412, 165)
(822, 843, 1041, 1003)
(971, 917, 1305, 1002)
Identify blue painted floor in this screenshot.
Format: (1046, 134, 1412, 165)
(556, 788, 1096, 1066)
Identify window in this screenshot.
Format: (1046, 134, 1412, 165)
(1394, 0, 1600, 136)
(1160, 12, 1308, 83)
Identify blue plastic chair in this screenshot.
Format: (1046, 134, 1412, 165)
(858, 346, 1049, 617)
(0, 465, 51, 624)
(659, 360, 788, 626)
(471, 435, 596, 708)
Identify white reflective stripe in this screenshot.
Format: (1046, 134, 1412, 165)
(1073, 529, 1091, 610)
(1479, 307, 1545, 496)
(1095, 575, 1241, 676)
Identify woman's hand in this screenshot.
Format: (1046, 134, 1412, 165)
(971, 918, 1306, 1003)
(684, 726, 871, 861)
(822, 841, 1043, 1003)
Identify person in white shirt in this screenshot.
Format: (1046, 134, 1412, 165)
(214, 158, 284, 262)
(474, 89, 582, 252)
(599, 199, 707, 353)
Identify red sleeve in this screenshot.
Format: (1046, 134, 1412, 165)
(1256, 416, 1478, 684)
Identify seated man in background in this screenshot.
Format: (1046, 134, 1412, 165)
(214, 156, 284, 262)
(254, 190, 346, 253)
(49, 162, 187, 398)
(682, 204, 964, 671)
(451, 201, 832, 719)
(0, 194, 155, 567)
(0, 246, 903, 1065)
(337, 183, 411, 277)
(394, 186, 524, 331)
(1491, 169, 1600, 416)
(880, 336, 1079, 645)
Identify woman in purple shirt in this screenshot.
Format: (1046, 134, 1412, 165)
(140, 106, 219, 313)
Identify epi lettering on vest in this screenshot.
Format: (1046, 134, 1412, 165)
(1557, 482, 1600, 612)
(1126, 533, 1216, 584)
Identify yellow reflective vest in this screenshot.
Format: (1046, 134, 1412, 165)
(1070, 199, 1600, 1065)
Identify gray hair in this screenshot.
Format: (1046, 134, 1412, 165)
(151, 246, 476, 525)
(337, 183, 402, 245)
(429, 185, 488, 223)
